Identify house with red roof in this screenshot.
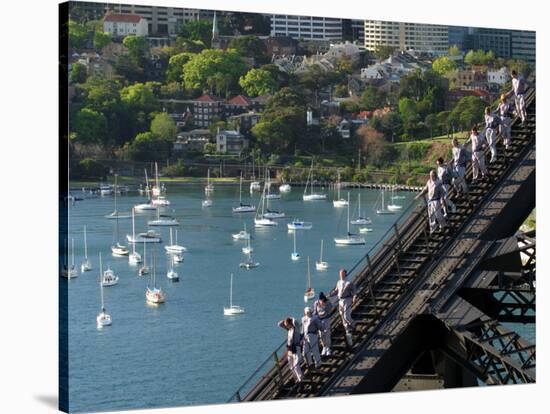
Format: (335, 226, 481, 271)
(189, 94, 225, 128)
(103, 13, 148, 38)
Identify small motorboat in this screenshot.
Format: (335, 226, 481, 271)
(287, 220, 313, 230)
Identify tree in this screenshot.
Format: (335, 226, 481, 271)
(432, 56, 457, 75)
(260, 64, 290, 88)
(173, 37, 206, 54)
(424, 113, 437, 138)
(73, 108, 108, 145)
(120, 83, 159, 114)
(183, 49, 247, 96)
(380, 112, 403, 142)
(464, 49, 495, 66)
(228, 35, 268, 64)
(150, 112, 177, 142)
(448, 45, 461, 57)
(399, 98, 421, 139)
(374, 45, 395, 61)
(77, 158, 107, 179)
(356, 125, 387, 165)
(178, 20, 212, 47)
(68, 19, 88, 49)
(360, 86, 386, 111)
(166, 52, 194, 83)
(123, 35, 148, 62)
(71, 63, 87, 84)
(449, 96, 485, 131)
(114, 54, 145, 82)
(93, 31, 111, 51)
(128, 131, 171, 161)
(239, 68, 277, 97)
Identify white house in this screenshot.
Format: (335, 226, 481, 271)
(487, 67, 510, 86)
(216, 130, 248, 155)
(103, 13, 148, 37)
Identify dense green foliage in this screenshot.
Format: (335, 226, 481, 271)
(432, 56, 457, 75)
(71, 63, 87, 84)
(93, 31, 111, 51)
(228, 35, 268, 64)
(239, 68, 277, 97)
(150, 112, 177, 142)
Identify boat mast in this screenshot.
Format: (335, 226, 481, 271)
(307, 257, 311, 289)
(320, 239, 324, 262)
(114, 174, 118, 213)
(293, 231, 297, 254)
(229, 273, 233, 308)
(143, 239, 147, 267)
(346, 193, 351, 235)
(71, 238, 75, 267)
(99, 252, 104, 311)
(358, 193, 361, 218)
(131, 208, 136, 254)
(144, 169, 150, 201)
(84, 226, 88, 260)
(170, 227, 173, 246)
(239, 174, 243, 204)
(337, 170, 341, 200)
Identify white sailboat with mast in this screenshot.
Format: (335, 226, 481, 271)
(233, 173, 255, 213)
(242, 236, 254, 254)
(128, 207, 142, 265)
(105, 174, 131, 219)
(263, 170, 285, 218)
(254, 182, 278, 227)
(265, 168, 281, 200)
(375, 189, 395, 215)
(223, 273, 245, 315)
(96, 253, 112, 329)
(138, 240, 149, 276)
(333, 170, 348, 207)
(387, 187, 404, 211)
(204, 168, 214, 194)
(304, 257, 315, 302)
(164, 228, 187, 253)
(334, 193, 366, 245)
(146, 244, 165, 304)
(81, 226, 92, 272)
(151, 162, 171, 206)
(147, 207, 179, 226)
(134, 169, 157, 211)
(62, 238, 78, 278)
(232, 223, 251, 240)
(350, 193, 372, 225)
(315, 239, 328, 270)
(166, 254, 179, 281)
(111, 205, 129, 256)
(303, 159, 327, 201)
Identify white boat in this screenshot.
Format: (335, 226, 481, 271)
(146, 245, 165, 304)
(204, 168, 214, 194)
(99, 183, 112, 196)
(127, 230, 162, 244)
(240, 248, 260, 269)
(105, 175, 131, 219)
(287, 219, 313, 231)
(391, 186, 406, 200)
(334, 193, 366, 245)
(375, 189, 396, 215)
(164, 228, 187, 253)
(291, 230, 300, 261)
(242, 237, 254, 254)
(80, 226, 92, 272)
(350, 194, 372, 225)
(387, 187, 403, 211)
(202, 198, 213, 207)
(232, 223, 251, 240)
(233, 174, 256, 213)
(263, 210, 285, 219)
(265, 193, 281, 200)
(147, 209, 179, 226)
(128, 208, 142, 265)
(135, 170, 158, 211)
(315, 239, 328, 271)
(304, 257, 315, 303)
(172, 252, 184, 263)
(333, 170, 348, 207)
(101, 265, 119, 287)
(303, 159, 327, 201)
(250, 181, 261, 192)
(151, 163, 171, 206)
(359, 227, 373, 233)
(138, 240, 149, 276)
(254, 183, 278, 227)
(166, 255, 179, 281)
(111, 202, 129, 256)
(62, 238, 78, 279)
(224, 273, 245, 315)
(151, 195, 171, 207)
(96, 253, 112, 329)
(279, 183, 292, 193)
(263, 170, 285, 218)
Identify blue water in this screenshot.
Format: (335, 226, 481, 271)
(65, 183, 534, 412)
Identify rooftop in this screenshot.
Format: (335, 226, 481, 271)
(104, 13, 143, 24)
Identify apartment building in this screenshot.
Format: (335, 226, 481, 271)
(270, 15, 343, 41)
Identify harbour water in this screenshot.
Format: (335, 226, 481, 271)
(64, 183, 533, 412)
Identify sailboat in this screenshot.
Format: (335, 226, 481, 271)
(202, 197, 213, 208)
(101, 262, 119, 287)
(254, 183, 278, 227)
(111, 206, 129, 256)
(147, 207, 179, 226)
(233, 174, 256, 213)
(263, 170, 285, 218)
(303, 159, 327, 201)
(315, 240, 328, 270)
(172, 252, 184, 263)
(350, 193, 372, 225)
(164, 228, 187, 253)
(334, 193, 366, 245)
(232, 223, 251, 240)
(333, 170, 348, 207)
(223, 273, 245, 315)
(151, 162, 171, 207)
(80, 226, 92, 272)
(105, 174, 131, 219)
(249, 160, 261, 192)
(138, 240, 149, 276)
(166, 254, 179, 281)
(204, 168, 214, 194)
(134, 169, 157, 211)
(387, 187, 404, 211)
(62, 238, 78, 278)
(304, 257, 315, 302)
(127, 229, 162, 244)
(375, 189, 395, 215)
(146, 244, 165, 304)
(96, 253, 112, 329)
(240, 250, 260, 269)
(265, 169, 281, 200)
(242, 236, 254, 254)
(279, 183, 291, 193)
(391, 186, 406, 200)
(291, 230, 300, 261)
(128, 208, 142, 265)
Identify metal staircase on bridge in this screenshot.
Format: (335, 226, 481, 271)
(229, 88, 536, 402)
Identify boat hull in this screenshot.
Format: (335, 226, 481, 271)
(334, 237, 366, 245)
(303, 194, 327, 201)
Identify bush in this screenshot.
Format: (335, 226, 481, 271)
(406, 142, 431, 161)
(76, 158, 106, 179)
(163, 160, 185, 177)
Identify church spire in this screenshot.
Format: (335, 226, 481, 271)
(212, 11, 219, 43)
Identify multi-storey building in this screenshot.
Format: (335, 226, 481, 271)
(511, 30, 536, 65)
(103, 14, 148, 37)
(104, 3, 199, 36)
(270, 15, 343, 41)
(469, 27, 535, 65)
(363, 20, 448, 56)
